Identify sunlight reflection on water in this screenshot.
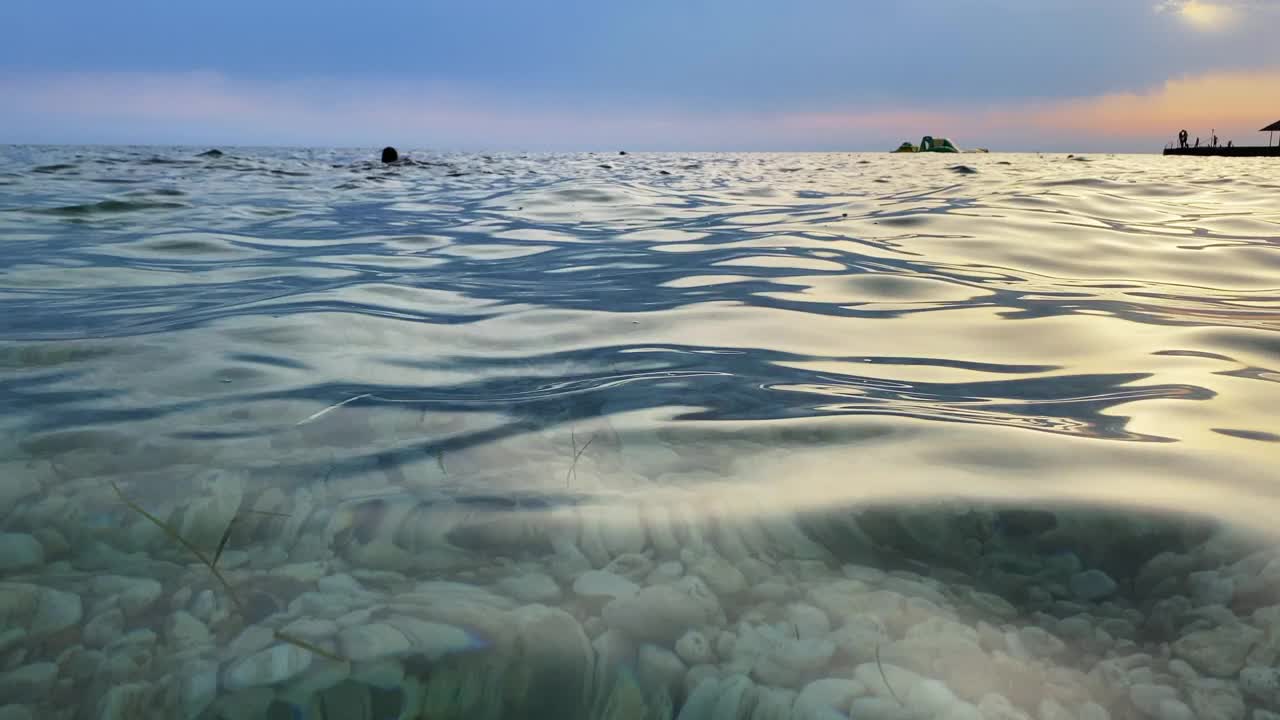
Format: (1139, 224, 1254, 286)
(1, 146, 1278, 719)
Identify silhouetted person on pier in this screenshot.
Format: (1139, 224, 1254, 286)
(381, 146, 399, 163)
(1178, 129, 1188, 148)
(1212, 130, 1218, 147)
(1195, 137, 1200, 148)
(1227, 140, 1233, 148)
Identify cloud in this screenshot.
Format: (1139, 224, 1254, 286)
(1155, 0, 1280, 29)
(999, 66, 1280, 144)
(3, 67, 1279, 151)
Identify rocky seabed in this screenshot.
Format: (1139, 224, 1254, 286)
(2, 467, 1280, 720)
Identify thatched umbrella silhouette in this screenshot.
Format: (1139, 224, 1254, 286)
(1261, 120, 1280, 147)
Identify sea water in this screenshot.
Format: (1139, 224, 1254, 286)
(1, 146, 1278, 719)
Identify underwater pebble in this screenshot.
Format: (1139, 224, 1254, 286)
(1038, 698, 1075, 720)
(848, 695, 913, 720)
(0, 663, 57, 703)
(280, 617, 339, 640)
(603, 581, 718, 643)
(178, 660, 218, 720)
(1077, 701, 1111, 720)
(350, 658, 404, 689)
(117, 578, 162, 617)
(646, 561, 685, 585)
(905, 677, 957, 717)
(751, 637, 836, 688)
(941, 703, 984, 720)
(1174, 625, 1262, 677)
(637, 643, 685, 696)
(82, 609, 124, 649)
(0, 468, 40, 509)
(711, 673, 755, 719)
(793, 677, 864, 718)
(786, 603, 832, 639)
(96, 683, 153, 720)
(337, 623, 410, 662)
(31, 587, 82, 637)
(1158, 699, 1197, 720)
(691, 553, 748, 596)
(222, 643, 313, 691)
(1241, 666, 1280, 707)
(0, 705, 33, 720)
(1069, 570, 1117, 601)
(1129, 683, 1178, 716)
(227, 625, 276, 658)
(0, 535, 43, 572)
(497, 571, 562, 603)
(678, 675, 724, 719)
(604, 553, 655, 582)
(751, 580, 791, 603)
(316, 573, 364, 595)
(573, 570, 639, 601)
(189, 589, 216, 621)
(675, 630, 714, 666)
(353, 617, 475, 663)
(1018, 626, 1066, 659)
(1190, 570, 1235, 607)
(165, 610, 210, 647)
(592, 627, 636, 670)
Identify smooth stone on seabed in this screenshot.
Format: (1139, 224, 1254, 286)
(1174, 625, 1262, 677)
(165, 610, 211, 647)
(338, 623, 411, 662)
(751, 638, 837, 688)
(848, 695, 913, 720)
(83, 609, 124, 649)
(603, 580, 718, 644)
(0, 535, 43, 572)
(574, 570, 640, 601)
(388, 616, 477, 661)
(1241, 666, 1280, 707)
(0, 706, 33, 720)
(675, 630, 714, 666)
(793, 678, 864, 719)
(497, 572, 562, 603)
(691, 554, 748, 596)
(1069, 570, 1117, 601)
(1128, 683, 1178, 716)
(31, 588, 82, 637)
(0, 663, 57, 703)
(117, 578, 163, 617)
(637, 643, 686, 697)
(221, 643, 313, 690)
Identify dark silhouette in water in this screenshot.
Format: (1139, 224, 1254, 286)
(197, 149, 223, 158)
(381, 147, 399, 163)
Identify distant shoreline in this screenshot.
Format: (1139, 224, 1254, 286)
(1162, 145, 1280, 157)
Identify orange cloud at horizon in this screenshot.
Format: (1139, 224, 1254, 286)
(779, 67, 1280, 149)
(1009, 67, 1280, 142)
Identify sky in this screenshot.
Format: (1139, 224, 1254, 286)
(2, 0, 1278, 151)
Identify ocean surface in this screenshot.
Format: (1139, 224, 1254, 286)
(1, 146, 1279, 719)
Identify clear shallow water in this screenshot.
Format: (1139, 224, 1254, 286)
(1, 146, 1279, 719)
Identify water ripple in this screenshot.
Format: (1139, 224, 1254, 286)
(1, 146, 1278, 526)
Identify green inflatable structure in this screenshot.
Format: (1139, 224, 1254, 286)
(889, 136, 964, 153)
(919, 136, 960, 153)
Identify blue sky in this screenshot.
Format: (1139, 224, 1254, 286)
(2, 0, 1278, 150)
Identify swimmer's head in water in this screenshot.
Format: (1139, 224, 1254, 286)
(381, 147, 399, 163)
